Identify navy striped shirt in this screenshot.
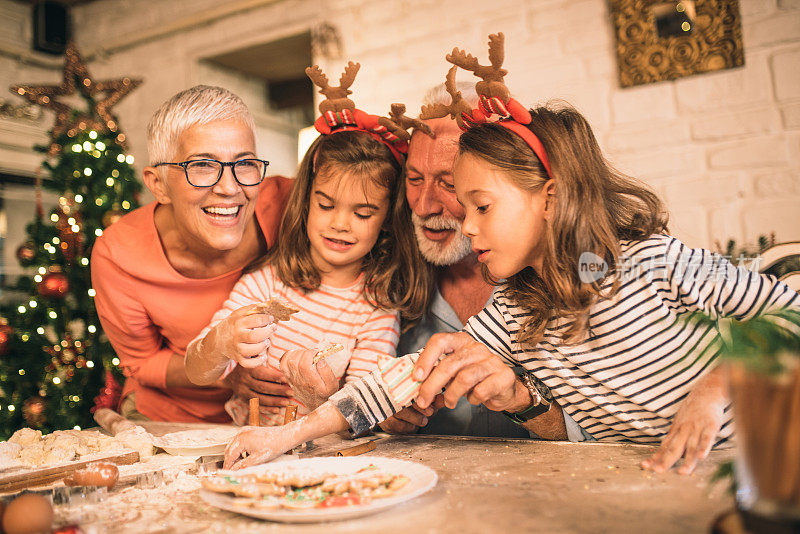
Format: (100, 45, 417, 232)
(330, 235, 799, 443)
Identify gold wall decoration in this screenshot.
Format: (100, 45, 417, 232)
(609, 0, 744, 87)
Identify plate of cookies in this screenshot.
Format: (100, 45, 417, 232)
(198, 456, 437, 522)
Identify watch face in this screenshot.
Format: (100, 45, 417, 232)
(528, 373, 555, 403)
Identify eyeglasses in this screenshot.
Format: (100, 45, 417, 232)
(154, 158, 270, 188)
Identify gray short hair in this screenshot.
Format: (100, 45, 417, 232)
(146, 85, 256, 165)
(421, 80, 479, 109)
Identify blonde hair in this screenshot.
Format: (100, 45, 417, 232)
(260, 131, 432, 326)
(146, 85, 256, 164)
(458, 102, 669, 347)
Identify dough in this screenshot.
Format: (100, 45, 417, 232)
(2, 427, 130, 468)
(8, 428, 42, 446)
(115, 427, 155, 458)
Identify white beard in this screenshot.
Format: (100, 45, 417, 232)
(412, 213, 472, 266)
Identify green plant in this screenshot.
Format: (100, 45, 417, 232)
(687, 308, 800, 375)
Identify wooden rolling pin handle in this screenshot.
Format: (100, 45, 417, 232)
(93, 408, 135, 435)
(283, 405, 298, 425)
(336, 440, 377, 457)
(248, 397, 260, 427)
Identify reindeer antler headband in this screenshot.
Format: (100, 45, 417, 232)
(306, 62, 418, 164)
(444, 33, 551, 176)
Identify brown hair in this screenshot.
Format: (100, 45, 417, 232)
(458, 103, 669, 347)
(262, 131, 432, 326)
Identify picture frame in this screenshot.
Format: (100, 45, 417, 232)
(609, 0, 744, 87)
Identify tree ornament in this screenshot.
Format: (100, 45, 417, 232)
(91, 370, 122, 413)
(54, 198, 83, 262)
(22, 396, 47, 427)
(44, 334, 86, 367)
(38, 266, 70, 298)
(0, 319, 12, 356)
(102, 205, 124, 228)
(15, 240, 36, 265)
(9, 44, 142, 155)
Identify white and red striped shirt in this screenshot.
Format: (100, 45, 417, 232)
(195, 264, 400, 425)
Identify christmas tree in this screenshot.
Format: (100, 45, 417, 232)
(0, 45, 142, 438)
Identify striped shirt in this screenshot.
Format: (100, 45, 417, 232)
(330, 235, 799, 442)
(195, 264, 400, 425)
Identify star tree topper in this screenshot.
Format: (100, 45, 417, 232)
(10, 43, 142, 155)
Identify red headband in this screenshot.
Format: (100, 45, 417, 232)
(313, 108, 407, 165)
(460, 95, 551, 177)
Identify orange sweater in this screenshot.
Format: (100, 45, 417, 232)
(90, 177, 292, 422)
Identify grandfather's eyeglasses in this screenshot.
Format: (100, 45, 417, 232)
(154, 158, 270, 188)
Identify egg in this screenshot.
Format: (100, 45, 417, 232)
(1, 494, 53, 534)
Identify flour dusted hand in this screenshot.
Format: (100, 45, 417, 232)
(280, 348, 340, 412)
(211, 304, 277, 368)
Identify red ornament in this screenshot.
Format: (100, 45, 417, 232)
(92, 370, 122, 413)
(0, 319, 12, 356)
(38, 266, 69, 298)
(15, 240, 36, 265)
(22, 396, 47, 427)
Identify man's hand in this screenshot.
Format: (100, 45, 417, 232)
(279, 349, 340, 411)
(225, 364, 293, 415)
(413, 333, 530, 413)
(379, 398, 441, 434)
(642, 368, 728, 475)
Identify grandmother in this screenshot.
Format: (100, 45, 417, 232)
(91, 85, 293, 422)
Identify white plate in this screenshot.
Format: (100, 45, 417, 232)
(199, 456, 437, 523)
(154, 427, 240, 457)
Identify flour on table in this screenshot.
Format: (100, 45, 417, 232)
(2, 428, 129, 468)
(153, 427, 238, 449)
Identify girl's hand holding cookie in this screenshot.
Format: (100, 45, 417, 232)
(279, 348, 339, 411)
(216, 305, 277, 368)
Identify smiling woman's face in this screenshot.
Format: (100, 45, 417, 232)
(153, 119, 260, 254)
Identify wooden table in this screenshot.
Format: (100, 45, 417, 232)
(50, 431, 734, 533)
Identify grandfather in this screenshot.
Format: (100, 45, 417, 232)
(380, 84, 570, 439)
(91, 86, 292, 422)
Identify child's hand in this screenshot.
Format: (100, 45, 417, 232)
(215, 305, 277, 368)
(641, 368, 728, 475)
(279, 349, 339, 411)
(224, 425, 293, 469)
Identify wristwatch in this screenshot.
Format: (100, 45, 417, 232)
(503, 372, 552, 424)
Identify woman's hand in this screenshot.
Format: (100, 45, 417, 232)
(279, 349, 340, 411)
(413, 333, 530, 413)
(641, 368, 728, 475)
(223, 425, 294, 469)
(215, 305, 277, 368)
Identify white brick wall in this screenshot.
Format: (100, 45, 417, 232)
(1, 0, 798, 250)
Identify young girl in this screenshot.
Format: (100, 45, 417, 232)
(185, 82, 430, 424)
(223, 41, 798, 469)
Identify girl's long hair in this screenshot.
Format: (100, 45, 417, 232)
(258, 131, 432, 327)
(458, 103, 669, 347)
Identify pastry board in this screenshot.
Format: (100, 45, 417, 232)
(200, 456, 437, 523)
(0, 449, 139, 493)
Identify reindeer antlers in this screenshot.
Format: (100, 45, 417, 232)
(419, 65, 473, 126)
(446, 32, 508, 83)
(390, 103, 433, 137)
(445, 48, 480, 72)
(305, 65, 330, 92)
(339, 61, 360, 93)
(487, 33, 504, 70)
(305, 61, 361, 98)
